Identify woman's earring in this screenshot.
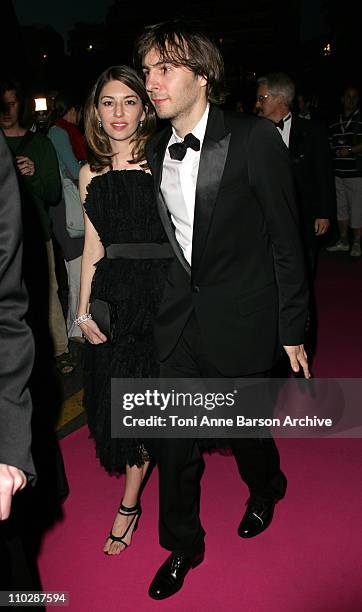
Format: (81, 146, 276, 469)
(139, 120, 143, 129)
(98, 120, 102, 129)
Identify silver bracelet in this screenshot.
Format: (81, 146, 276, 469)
(74, 313, 92, 326)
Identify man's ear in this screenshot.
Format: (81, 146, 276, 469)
(198, 74, 208, 89)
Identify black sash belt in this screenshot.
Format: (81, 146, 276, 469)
(105, 242, 173, 259)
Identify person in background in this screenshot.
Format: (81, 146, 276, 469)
(256, 72, 335, 361)
(256, 72, 334, 276)
(49, 92, 87, 162)
(297, 92, 312, 119)
(48, 93, 86, 340)
(0, 78, 74, 375)
(327, 86, 362, 257)
(296, 92, 322, 122)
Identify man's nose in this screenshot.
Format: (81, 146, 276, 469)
(146, 73, 158, 92)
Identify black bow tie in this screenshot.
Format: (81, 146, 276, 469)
(168, 133, 200, 161)
(274, 115, 291, 131)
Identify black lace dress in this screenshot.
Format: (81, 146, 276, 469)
(83, 170, 171, 474)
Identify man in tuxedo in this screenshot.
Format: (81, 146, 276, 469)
(0, 131, 35, 586)
(136, 21, 309, 600)
(256, 72, 335, 361)
(256, 72, 335, 276)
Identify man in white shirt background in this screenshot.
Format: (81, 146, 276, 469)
(256, 72, 334, 276)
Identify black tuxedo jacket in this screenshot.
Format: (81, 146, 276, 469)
(0, 133, 35, 478)
(146, 105, 308, 376)
(289, 116, 335, 246)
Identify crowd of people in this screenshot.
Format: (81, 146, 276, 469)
(1, 18, 361, 600)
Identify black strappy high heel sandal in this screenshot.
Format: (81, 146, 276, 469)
(104, 501, 142, 554)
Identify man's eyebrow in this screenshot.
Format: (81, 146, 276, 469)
(142, 59, 175, 69)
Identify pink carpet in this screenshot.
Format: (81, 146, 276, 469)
(38, 255, 362, 611)
(313, 255, 362, 377)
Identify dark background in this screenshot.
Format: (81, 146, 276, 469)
(2, 0, 361, 118)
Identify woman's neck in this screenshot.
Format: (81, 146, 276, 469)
(110, 142, 135, 170)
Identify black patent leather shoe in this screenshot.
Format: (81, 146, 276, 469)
(238, 497, 280, 538)
(148, 547, 205, 600)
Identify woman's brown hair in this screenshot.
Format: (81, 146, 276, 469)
(84, 65, 156, 172)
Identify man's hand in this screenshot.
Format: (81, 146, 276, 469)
(283, 345, 310, 378)
(15, 156, 35, 177)
(314, 218, 330, 235)
(0, 464, 27, 520)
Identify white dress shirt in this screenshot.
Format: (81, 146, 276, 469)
(277, 113, 292, 148)
(160, 104, 210, 265)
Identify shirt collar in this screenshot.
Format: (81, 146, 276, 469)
(276, 113, 292, 131)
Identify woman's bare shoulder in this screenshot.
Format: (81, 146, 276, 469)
(79, 163, 96, 184)
(79, 163, 110, 193)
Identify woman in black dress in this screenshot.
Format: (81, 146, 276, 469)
(76, 66, 170, 555)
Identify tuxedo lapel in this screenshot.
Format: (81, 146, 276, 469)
(149, 127, 191, 276)
(192, 106, 231, 273)
(289, 117, 303, 156)
(151, 128, 170, 194)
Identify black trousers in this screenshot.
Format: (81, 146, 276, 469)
(149, 313, 286, 554)
(0, 494, 41, 593)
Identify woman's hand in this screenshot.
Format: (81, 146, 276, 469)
(79, 319, 107, 344)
